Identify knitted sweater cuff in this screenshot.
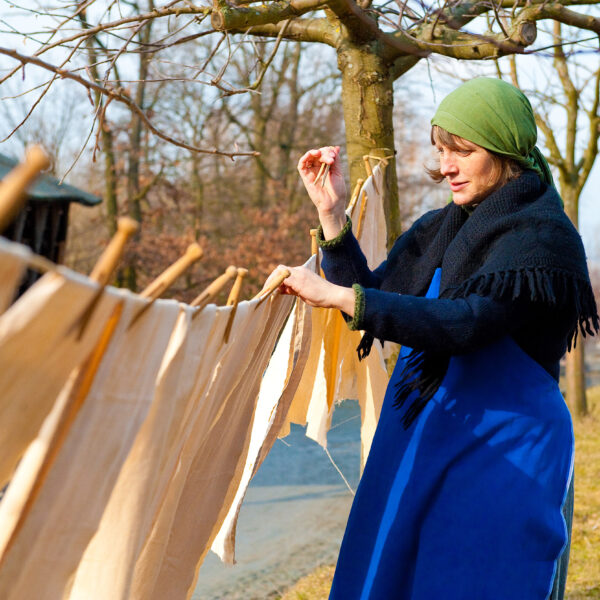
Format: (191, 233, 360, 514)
(347, 284, 366, 331)
(316, 216, 352, 249)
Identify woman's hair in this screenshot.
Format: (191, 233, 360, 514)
(427, 125, 522, 188)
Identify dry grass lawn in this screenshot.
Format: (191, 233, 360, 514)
(279, 387, 600, 600)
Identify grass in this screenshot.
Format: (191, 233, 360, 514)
(566, 385, 600, 599)
(278, 387, 600, 600)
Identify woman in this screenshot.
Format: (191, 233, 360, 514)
(271, 78, 598, 599)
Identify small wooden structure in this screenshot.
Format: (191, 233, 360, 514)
(0, 152, 101, 289)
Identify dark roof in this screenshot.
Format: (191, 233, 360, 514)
(0, 152, 101, 206)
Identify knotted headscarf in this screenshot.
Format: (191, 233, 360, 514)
(430, 77, 554, 186)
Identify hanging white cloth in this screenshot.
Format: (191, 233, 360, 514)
(67, 304, 219, 600)
(211, 257, 315, 565)
(0, 283, 180, 600)
(130, 292, 295, 600)
(0, 267, 121, 488)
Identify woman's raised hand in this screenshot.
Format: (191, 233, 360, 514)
(297, 146, 346, 219)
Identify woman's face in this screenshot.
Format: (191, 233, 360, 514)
(435, 138, 500, 206)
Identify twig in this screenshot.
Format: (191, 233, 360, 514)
(0, 46, 260, 160)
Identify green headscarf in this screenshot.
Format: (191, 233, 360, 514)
(431, 77, 554, 187)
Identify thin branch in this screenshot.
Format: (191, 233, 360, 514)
(0, 74, 58, 143)
(33, 5, 212, 59)
(0, 45, 259, 159)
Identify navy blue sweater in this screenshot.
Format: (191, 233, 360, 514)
(319, 218, 575, 382)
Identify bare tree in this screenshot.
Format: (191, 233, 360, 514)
(1, 0, 600, 245)
(495, 26, 600, 417)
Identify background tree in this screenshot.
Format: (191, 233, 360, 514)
(492, 26, 600, 416)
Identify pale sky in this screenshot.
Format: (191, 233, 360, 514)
(0, 4, 597, 262)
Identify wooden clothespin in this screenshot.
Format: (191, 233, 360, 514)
(356, 190, 369, 240)
(74, 217, 139, 339)
(347, 178, 365, 217)
(362, 155, 378, 195)
(89, 217, 139, 285)
(190, 265, 238, 316)
(223, 267, 248, 343)
(0, 145, 50, 233)
(309, 228, 320, 275)
(127, 243, 203, 330)
(252, 268, 291, 303)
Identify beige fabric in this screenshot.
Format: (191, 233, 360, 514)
(0, 238, 28, 313)
(68, 304, 220, 600)
(278, 304, 329, 438)
(281, 163, 389, 466)
(130, 292, 295, 600)
(0, 167, 390, 597)
(212, 275, 313, 564)
(0, 269, 121, 487)
(0, 287, 180, 600)
(352, 163, 387, 268)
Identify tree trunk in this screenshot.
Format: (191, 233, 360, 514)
(191, 155, 204, 238)
(562, 186, 588, 416)
(566, 343, 587, 416)
(102, 125, 118, 238)
(338, 42, 401, 246)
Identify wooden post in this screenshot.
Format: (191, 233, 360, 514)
(223, 267, 248, 343)
(128, 243, 203, 329)
(190, 265, 238, 314)
(0, 145, 50, 233)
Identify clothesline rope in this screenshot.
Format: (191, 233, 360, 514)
(324, 447, 355, 496)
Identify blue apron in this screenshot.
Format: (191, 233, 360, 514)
(330, 268, 573, 600)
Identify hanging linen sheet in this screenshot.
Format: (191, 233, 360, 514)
(0, 265, 122, 488)
(67, 304, 220, 600)
(280, 164, 390, 466)
(0, 283, 181, 600)
(130, 292, 296, 600)
(0, 238, 28, 313)
(0, 169, 390, 599)
(212, 257, 315, 565)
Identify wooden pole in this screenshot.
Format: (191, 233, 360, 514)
(190, 265, 237, 314)
(310, 228, 320, 275)
(0, 145, 50, 234)
(363, 155, 378, 194)
(356, 191, 369, 240)
(73, 218, 139, 338)
(252, 268, 291, 303)
(89, 217, 139, 285)
(128, 243, 203, 329)
(347, 178, 364, 217)
(223, 267, 248, 343)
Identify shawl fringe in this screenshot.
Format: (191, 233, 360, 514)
(445, 267, 599, 350)
(392, 350, 450, 429)
(358, 266, 599, 428)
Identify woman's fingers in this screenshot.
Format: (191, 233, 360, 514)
(297, 146, 339, 181)
(277, 265, 330, 307)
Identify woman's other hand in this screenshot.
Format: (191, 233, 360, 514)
(265, 265, 355, 316)
(298, 146, 347, 239)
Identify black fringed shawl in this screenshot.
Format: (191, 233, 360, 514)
(357, 171, 599, 427)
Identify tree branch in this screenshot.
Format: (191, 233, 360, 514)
(0, 45, 258, 160)
(234, 18, 340, 46)
(516, 2, 600, 35)
(211, 0, 328, 31)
